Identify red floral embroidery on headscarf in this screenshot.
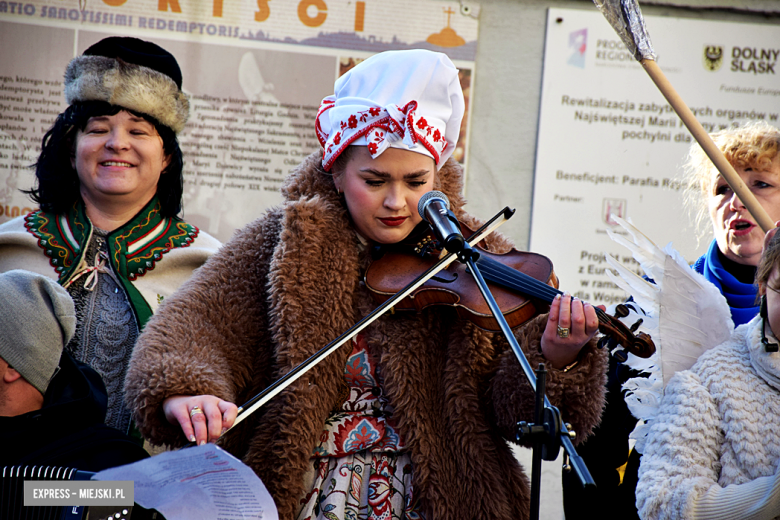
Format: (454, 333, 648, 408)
(317, 101, 443, 171)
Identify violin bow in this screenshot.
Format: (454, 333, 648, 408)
(593, 0, 774, 232)
(223, 207, 515, 434)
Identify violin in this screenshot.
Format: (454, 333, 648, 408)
(364, 220, 656, 359)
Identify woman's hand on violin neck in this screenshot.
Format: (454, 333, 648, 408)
(541, 293, 600, 370)
(162, 394, 238, 446)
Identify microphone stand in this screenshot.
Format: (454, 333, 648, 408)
(454, 242, 595, 520)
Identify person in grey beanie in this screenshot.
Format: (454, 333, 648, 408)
(0, 269, 148, 471)
(0, 269, 75, 415)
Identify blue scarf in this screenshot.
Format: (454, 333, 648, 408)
(693, 240, 759, 326)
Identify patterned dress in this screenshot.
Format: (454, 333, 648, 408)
(297, 334, 425, 520)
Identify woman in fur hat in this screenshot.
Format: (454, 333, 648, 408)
(125, 49, 607, 519)
(0, 37, 221, 435)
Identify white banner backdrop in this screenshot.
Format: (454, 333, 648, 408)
(530, 8, 780, 306)
(0, 0, 478, 243)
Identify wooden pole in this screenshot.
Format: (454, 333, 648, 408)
(641, 59, 774, 232)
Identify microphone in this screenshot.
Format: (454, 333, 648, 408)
(417, 191, 465, 254)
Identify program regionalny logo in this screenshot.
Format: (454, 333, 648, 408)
(568, 28, 587, 68)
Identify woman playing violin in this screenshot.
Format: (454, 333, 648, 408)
(125, 49, 608, 520)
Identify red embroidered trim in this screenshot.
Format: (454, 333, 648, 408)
(125, 223, 199, 281)
(319, 100, 444, 171)
(125, 219, 173, 259)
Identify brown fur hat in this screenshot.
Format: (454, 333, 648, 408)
(64, 37, 189, 133)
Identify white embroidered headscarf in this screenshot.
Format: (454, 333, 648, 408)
(316, 49, 465, 171)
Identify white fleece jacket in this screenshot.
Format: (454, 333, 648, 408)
(637, 315, 780, 520)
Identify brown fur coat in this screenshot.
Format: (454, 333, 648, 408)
(125, 152, 607, 520)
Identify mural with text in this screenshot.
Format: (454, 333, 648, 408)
(0, 0, 479, 242)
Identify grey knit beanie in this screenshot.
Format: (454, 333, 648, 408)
(0, 270, 76, 395)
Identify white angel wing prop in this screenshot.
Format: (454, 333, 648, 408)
(605, 215, 734, 386)
(604, 216, 734, 451)
(655, 251, 735, 382)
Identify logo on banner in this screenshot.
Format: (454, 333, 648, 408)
(603, 198, 626, 225)
(568, 29, 587, 68)
(703, 45, 724, 71)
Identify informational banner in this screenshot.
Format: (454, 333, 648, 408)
(0, 0, 479, 242)
(530, 8, 780, 306)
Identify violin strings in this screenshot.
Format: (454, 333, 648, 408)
(474, 256, 561, 301)
(475, 256, 613, 324)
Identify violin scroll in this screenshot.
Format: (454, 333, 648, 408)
(596, 304, 656, 360)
